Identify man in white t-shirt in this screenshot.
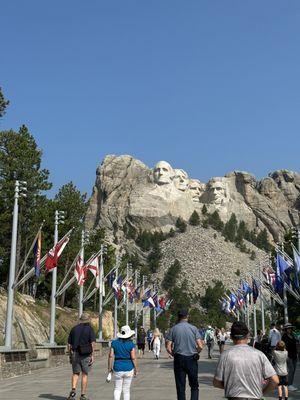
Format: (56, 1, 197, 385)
(269, 322, 281, 349)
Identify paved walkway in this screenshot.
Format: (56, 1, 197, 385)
(1, 348, 299, 400)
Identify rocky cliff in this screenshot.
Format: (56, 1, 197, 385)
(0, 290, 114, 352)
(157, 225, 267, 296)
(86, 155, 300, 243)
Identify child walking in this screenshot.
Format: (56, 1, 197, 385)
(273, 341, 289, 400)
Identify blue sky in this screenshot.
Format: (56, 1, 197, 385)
(1, 1, 299, 196)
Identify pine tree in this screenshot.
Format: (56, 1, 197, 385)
(162, 259, 182, 291)
(200, 280, 227, 327)
(0, 87, 9, 118)
(176, 217, 187, 233)
(136, 231, 152, 251)
(0, 126, 52, 284)
(168, 228, 176, 237)
(223, 213, 238, 242)
(250, 250, 256, 260)
(207, 211, 224, 231)
(202, 204, 208, 215)
(147, 243, 161, 273)
(256, 229, 270, 252)
(236, 220, 247, 244)
(189, 210, 200, 226)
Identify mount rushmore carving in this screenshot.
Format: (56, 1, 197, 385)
(85, 155, 300, 243)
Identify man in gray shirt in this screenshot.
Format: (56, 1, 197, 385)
(166, 309, 203, 400)
(213, 321, 279, 400)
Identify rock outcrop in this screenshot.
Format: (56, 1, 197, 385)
(157, 225, 267, 296)
(86, 155, 300, 242)
(0, 290, 114, 351)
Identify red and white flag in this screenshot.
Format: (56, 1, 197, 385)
(86, 256, 100, 288)
(75, 255, 85, 286)
(45, 237, 70, 271)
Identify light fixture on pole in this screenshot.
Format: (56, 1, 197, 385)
(4, 180, 27, 349)
(49, 210, 65, 345)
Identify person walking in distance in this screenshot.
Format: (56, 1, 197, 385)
(67, 313, 96, 400)
(152, 328, 162, 360)
(213, 321, 279, 400)
(136, 327, 146, 358)
(166, 309, 203, 400)
(269, 322, 281, 350)
(217, 327, 227, 354)
(146, 328, 153, 352)
(273, 340, 289, 400)
(281, 323, 298, 392)
(204, 325, 215, 359)
(108, 325, 138, 400)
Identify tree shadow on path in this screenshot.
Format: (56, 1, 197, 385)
(39, 395, 66, 400)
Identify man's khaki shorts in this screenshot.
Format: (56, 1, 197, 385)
(71, 352, 92, 375)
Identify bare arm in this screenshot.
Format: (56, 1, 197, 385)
(165, 340, 173, 356)
(90, 341, 96, 364)
(108, 347, 114, 372)
(213, 377, 224, 389)
(263, 374, 279, 394)
(196, 339, 204, 353)
(130, 348, 138, 376)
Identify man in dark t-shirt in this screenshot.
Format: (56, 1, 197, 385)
(67, 313, 96, 400)
(282, 323, 298, 391)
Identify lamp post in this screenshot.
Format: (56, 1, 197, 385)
(142, 276, 146, 328)
(78, 230, 89, 318)
(114, 256, 120, 338)
(134, 270, 139, 336)
(4, 180, 27, 349)
(125, 263, 132, 326)
(98, 244, 107, 341)
(49, 210, 65, 345)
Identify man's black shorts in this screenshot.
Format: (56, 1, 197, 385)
(278, 375, 288, 386)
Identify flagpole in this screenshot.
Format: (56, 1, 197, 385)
(114, 258, 119, 338)
(4, 181, 27, 349)
(78, 230, 85, 318)
(125, 263, 129, 326)
(246, 300, 250, 329)
(134, 270, 138, 336)
(253, 301, 257, 338)
(280, 243, 289, 323)
(142, 276, 146, 328)
(49, 210, 64, 345)
(98, 245, 104, 341)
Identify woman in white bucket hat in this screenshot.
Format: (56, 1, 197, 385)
(108, 325, 138, 400)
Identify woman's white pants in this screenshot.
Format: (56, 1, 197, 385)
(153, 341, 161, 358)
(114, 370, 134, 400)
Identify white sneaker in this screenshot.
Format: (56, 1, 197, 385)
(288, 385, 298, 391)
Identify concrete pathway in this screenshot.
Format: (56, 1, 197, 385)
(1, 348, 299, 400)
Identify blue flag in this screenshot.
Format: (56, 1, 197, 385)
(292, 246, 300, 273)
(276, 253, 291, 276)
(229, 293, 237, 310)
(275, 273, 284, 294)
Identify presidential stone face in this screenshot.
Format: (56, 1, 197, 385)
(153, 161, 175, 185)
(174, 169, 189, 191)
(188, 179, 203, 202)
(207, 178, 227, 205)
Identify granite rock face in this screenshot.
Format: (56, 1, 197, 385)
(86, 155, 300, 242)
(157, 226, 267, 296)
